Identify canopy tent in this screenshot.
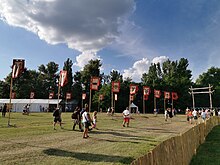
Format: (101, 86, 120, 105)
(129, 102, 139, 113)
(0, 99, 61, 112)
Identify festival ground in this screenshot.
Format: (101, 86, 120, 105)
(0, 112, 198, 165)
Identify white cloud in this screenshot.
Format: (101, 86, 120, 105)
(123, 56, 169, 82)
(74, 51, 100, 68)
(123, 58, 150, 82)
(152, 56, 169, 65)
(0, 0, 135, 68)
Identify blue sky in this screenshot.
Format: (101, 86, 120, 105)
(0, 0, 220, 82)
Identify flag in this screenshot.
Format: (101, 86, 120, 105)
(99, 94, 104, 101)
(49, 92, 54, 99)
(114, 94, 118, 101)
(172, 92, 178, 100)
(112, 81, 120, 93)
(82, 93, 86, 100)
(164, 91, 170, 99)
(11, 92, 16, 99)
(130, 95, 134, 101)
(59, 70, 68, 87)
(143, 86, 150, 96)
(12, 59, 25, 78)
(154, 90, 161, 98)
(90, 77, 100, 90)
(130, 84, 138, 95)
(30, 92, 35, 99)
(66, 92, 72, 100)
(144, 95, 148, 100)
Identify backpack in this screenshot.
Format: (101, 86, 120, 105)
(71, 111, 78, 119)
(53, 109, 59, 117)
(80, 108, 86, 117)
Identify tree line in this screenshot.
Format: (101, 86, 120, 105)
(0, 57, 220, 113)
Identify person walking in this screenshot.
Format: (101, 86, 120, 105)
(82, 107, 92, 139)
(2, 103, 7, 117)
(92, 111, 98, 129)
(72, 106, 83, 132)
(122, 107, 130, 127)
(53, 106, 63, 130)
(192, 109, 198, 124)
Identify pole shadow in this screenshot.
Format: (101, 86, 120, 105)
(43, 148, 133, 164)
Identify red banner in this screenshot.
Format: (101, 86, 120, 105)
(11, 92, 16, 99)
(143, 86, 150, 96)
(90, 77, 100, 90)
(30, 92, 35, 99)
(130, 84, 138, 95)
(82, 93, 86, 100)
(144, 95, 148, 100)
(59, 70, 68, 87)
(112, 81, 120, 93)
(164, 91, 170, 99)
(49, 92, 54, 99)
(12, 59, 25, 78)
(154, 90, 161, 98)
(172, 92, 178, 100)
(130, 95, 134, 101)
(66, 92, 72, 100)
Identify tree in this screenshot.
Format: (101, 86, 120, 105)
(38, 62, 59, 98)
(195, 67, 220, 107)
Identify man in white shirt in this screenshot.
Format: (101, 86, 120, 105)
(122, 107, 130, 127)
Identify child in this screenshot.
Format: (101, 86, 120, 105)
(92, 111, 98, 129)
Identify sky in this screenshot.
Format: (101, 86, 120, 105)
(0, 0, 220, 82)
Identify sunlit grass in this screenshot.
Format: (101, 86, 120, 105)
(0, 112, 191, 165)
(190, 125, 220, 165)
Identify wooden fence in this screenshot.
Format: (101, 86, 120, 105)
(131, 116, 220, 165)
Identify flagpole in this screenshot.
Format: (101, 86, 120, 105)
(111, 91, 113, 111)
(89, 89, 92, 113)
(81, 95, 83, 110)
(164, 98, 166, 111)
(8, 76, 13, 127)
(57, 78, 61, 108)
(154, 96, 156, 110)
(172, 98, 174, 110)
(143, 94, 145, 114)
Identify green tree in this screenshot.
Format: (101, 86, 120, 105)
(195, 67, 220, 107)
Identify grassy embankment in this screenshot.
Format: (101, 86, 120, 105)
(190, 125, 220, 165)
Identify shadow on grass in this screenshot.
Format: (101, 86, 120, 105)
(43, 148, 133, 164)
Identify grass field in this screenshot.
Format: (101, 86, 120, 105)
(190, 125, 220, 165)
(0, 112, 194, 165)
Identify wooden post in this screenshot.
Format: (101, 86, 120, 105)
(143, 95, 145, 114)
(89, 89, 92, 112)
(192, 91, 195, 110)
(164, 98, 166, 111)
(154, 96, 156, 110)
(57, 81, 61, 108)
(8, 76, 13, 127)
(209, 84, 213, 110)
(111, 91, 113, 110)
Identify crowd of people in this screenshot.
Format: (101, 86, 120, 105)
(185, 107, 219, 124)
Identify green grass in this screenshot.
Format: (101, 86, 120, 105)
(0, 112, 192, 165)
(190, 125, 220, 165)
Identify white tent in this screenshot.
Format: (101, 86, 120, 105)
(129, 102, 139, 113)
(0, 99, 61, 112)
